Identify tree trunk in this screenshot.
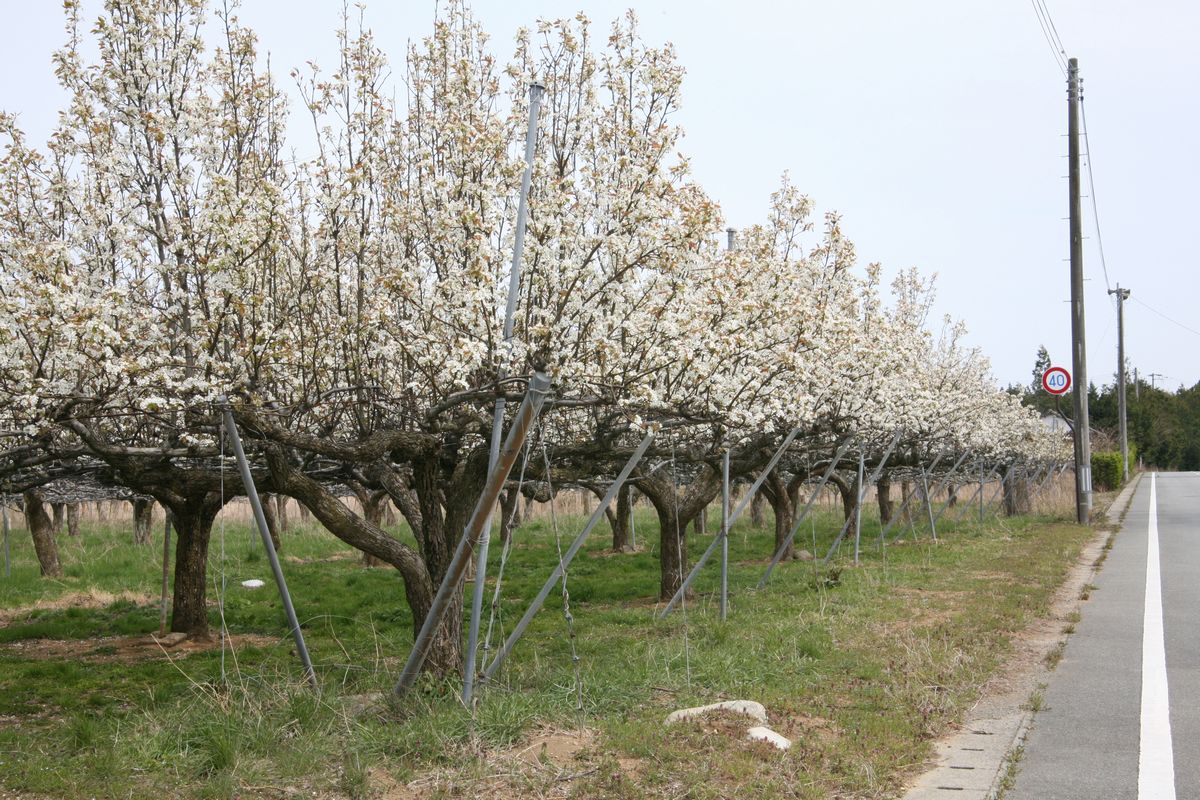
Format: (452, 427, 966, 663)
(655, 502, 688, 601)
(763, 473, 795, 561)
(132, 498, 154, 545)
(829, 473, 857, 522)
(947, 485, 959, 508)
(51, 503, 65, 535)
(693, 506, 708, 536)
(66, 503, 81, 537)
(23, 492, 63, 577)
(1003, 469, 1030, 517)
(750, 492, 765, 527)
(167, 500, 221, 638)
(639, 467, 720, 601)
(611, 484, 632, 551)
(383, 500, 397, 527)
(260, 494, 282, 552)
(900, 480, 914, 523)
(353, 488, 385, 567)
(274, 495, 289, 533)
(877, 475, 894, 525)
(95, 500, 108, 523)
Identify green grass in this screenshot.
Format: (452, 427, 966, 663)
(0, 500, 1091, 799)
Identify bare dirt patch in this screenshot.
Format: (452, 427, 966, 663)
(0, 632, 278, 664)
(0, 589, 157, 623)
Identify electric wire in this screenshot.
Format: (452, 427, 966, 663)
(1031, 0, 1067, 75)
(1131, 296, 1200, 339)
(1079, 96, 1113, 295)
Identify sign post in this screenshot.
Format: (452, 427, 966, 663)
(1042, 365, 1090, 510)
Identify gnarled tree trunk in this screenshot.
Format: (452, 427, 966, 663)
(66, 503, 81, 537)
(829, 473, 858, 522)
(51, 503, 65, 535)
(23, 492, 63, 577)
(762, 471, 796, 562)
(877, 475, 894, 526)
(260, 493, 282, 552)
(639, 467, 721, 601)
(274, 495, 289, 533)
(132, 498, 154, 545)
(166, 497, 222, 638)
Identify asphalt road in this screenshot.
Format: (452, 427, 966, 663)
(1010, 472, 1199, 800)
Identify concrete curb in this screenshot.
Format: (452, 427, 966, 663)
(902, 473, 1144, 800)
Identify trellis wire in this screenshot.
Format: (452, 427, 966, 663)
(540, 443, 585, 713)
(479, 427, 537, 688)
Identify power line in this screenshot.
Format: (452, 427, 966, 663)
(1079, 95, 1113, 294)
(1038, 0, 1069, 58)
(1132, 296, 1200, 339)
(1031, 0, 1067, 75)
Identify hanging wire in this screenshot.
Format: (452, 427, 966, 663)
(669, 441, 692, 687)
(218, 418, 228, 685)
(1079, 95, 1114, 295)
(540, 442, 585, 714)
(481, 424, 537, 680)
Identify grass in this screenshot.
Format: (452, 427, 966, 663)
(0, 497, 1092, 799)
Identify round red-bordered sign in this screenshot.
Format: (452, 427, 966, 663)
(1042, 366, 1072, 395)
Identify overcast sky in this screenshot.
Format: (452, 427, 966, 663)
(3, 1, 1198, 391)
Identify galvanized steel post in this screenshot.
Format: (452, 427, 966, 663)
(397, 372, 551, 695)
(222, 408, 320, 692)
(465, 82, 546, 706)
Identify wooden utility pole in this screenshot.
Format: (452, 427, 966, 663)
(1068, 58, 1092, 524)
(1109, 285, 1131, 482)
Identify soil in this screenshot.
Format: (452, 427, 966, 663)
(0, 632, 279, 664)
(0, 589, 158, 623)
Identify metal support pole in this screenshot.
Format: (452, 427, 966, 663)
(1067, 57, 1092, 524)
(158, 512, 172, 637)
(923, 450, 975, 535)
(979, 462, 986, 523)
(658, 427, 801, 618)
(2, 497, 10, 579)
(397, 372, 551, 694)
(980, 464, 1016, 519)
(629, 492, 637, 549)
(759, 438, 854, 587)
(720, 450, 730, 621)
(820, 433, 902, 564)
(852, 449, 865, 566)
(878, 452, 946, 543)
(921, 470, 938, 541)
(482, 429, 653, 680)
(465, 82, 546, 706)
(222, 409, 319, 692)
(950, 465, 1000, 524)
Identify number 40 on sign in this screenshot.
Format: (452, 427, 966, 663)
(1042, 366, 1072, 395)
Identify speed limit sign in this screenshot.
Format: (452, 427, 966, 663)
(1042, 366, 1072, 395)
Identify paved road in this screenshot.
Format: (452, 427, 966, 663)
(1011, 472, 1199, 800)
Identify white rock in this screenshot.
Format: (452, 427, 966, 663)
(241, 579, 266, 589)
(664, 700, 768, 726)
(746, 726, 792, 750)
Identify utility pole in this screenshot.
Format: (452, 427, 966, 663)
(1149, 372, 1163, 391)
(1108, 285, 1130, 482)
(1134, 366, 1140, 400)
(1067, 58, 1092, 524)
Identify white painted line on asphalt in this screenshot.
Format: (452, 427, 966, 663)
(1139, 473, 1176, 799)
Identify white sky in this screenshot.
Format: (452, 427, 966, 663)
(3, 0, 1198, 391)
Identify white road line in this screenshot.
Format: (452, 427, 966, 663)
(1139, 473, 1176, 799)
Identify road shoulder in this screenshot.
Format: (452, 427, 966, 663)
(901, 474, 1144, 800)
